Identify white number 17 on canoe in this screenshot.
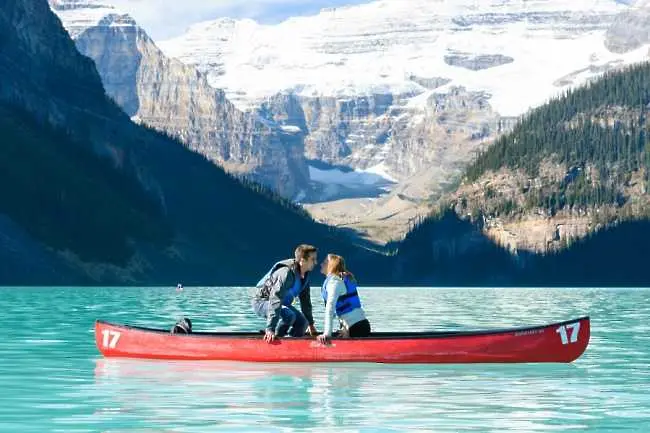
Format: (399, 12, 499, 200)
(101, 330, 121, 348)
(556, 322, 580, 345)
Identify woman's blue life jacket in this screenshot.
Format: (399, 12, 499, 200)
(256, 261, 303, 306)
(320, 274, 362, 316)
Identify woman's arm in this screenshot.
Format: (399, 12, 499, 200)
(323, 277, 345, 337)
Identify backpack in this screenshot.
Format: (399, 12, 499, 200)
(170, 317, 192, 334)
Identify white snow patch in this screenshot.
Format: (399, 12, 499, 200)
(280, 125, 302, 133)
(361, 162, 398, 183)
(308, 164, 395, 187)
(49, 0, 125, 38)
(405, 89, 437, 109)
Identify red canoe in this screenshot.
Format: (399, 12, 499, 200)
(94, 316, 590, 364)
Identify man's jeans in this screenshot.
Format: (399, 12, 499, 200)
(252, 299, 308, 337)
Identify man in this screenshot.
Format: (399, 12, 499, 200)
(252, 244, 319, 343)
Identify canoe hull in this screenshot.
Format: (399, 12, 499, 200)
(95, 316, 589, 364)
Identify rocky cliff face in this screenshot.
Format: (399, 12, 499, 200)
(1, 0, 115, 138)
(449, 149, 650, 255)
(1, 0, 157, 282)
(258, 86, 513, 243)
(449, 164, 596, 253)
(261, 87, 509, 190)
(49, 0, 309, 199)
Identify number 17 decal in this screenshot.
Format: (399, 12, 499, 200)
(556, 322, 580, 345)
(101, 330, 121, 348)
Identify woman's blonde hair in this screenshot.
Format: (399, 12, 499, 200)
(326, 254, 355, 280)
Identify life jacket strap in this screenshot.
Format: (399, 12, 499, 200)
(338, 290, 359, 302)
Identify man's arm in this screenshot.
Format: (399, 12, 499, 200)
(266, 267, 290, 333)
(299, 282, 317, 334)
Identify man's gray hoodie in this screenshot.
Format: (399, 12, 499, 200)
(253, 259, 314, 332)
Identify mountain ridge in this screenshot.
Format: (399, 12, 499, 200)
(0, 0, 390, 285)
(391, 60, 650, 285)
(49, 0, 650, 245)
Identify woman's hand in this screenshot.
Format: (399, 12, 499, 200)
(317, 334, 331, 344)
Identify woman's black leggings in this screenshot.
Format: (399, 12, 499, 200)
(348, 319, 371, 337)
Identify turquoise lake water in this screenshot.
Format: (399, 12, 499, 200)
(1, 286, 649, 432)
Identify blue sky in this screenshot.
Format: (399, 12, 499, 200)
(111, 0, 372, 41)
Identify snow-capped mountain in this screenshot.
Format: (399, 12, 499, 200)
(159, 0, 643, 116)
(157, 0, 650, 188)
(48, 0, 117, 37)
(50, 0, 650, 243)
(155, 0, 650, 242)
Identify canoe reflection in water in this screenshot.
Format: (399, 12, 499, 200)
(92, 358, 590, 431)
(93, 358, 379, 429)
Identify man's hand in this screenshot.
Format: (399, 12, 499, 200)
(317, 334, 331, 344)
(264, 329, 276, 343)
(307, 324, 318, 336)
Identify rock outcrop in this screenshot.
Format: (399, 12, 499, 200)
(50, 0, 309, 199)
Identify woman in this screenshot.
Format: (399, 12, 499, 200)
(317, 254, 371, 344)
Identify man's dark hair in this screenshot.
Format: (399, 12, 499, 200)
(295, 244, 317, 261)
